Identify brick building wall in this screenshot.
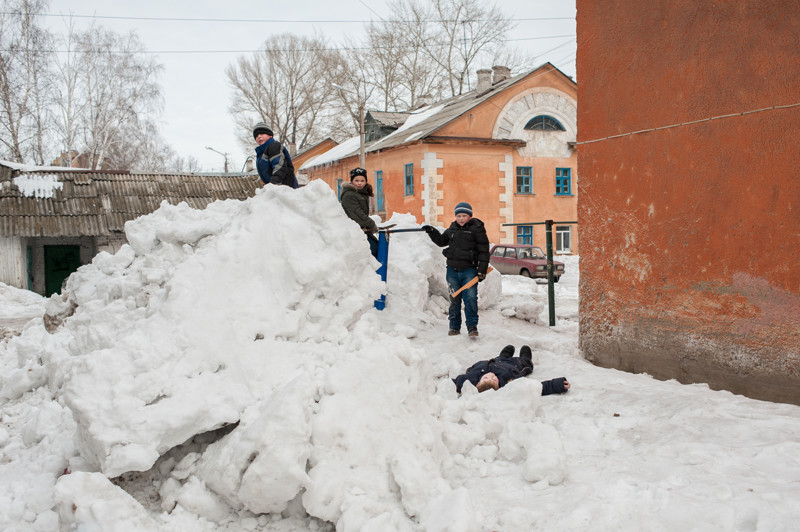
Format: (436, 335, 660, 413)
(576, 0, 800, 404)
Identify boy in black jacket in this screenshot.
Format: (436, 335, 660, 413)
(453, 345, 571, 395)
(423, 202, 490, 337)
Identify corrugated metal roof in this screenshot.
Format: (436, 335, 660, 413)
(0, 166, 260, 237)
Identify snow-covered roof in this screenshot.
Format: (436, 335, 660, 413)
(300, 135, 362, 170)
(0, 159, 89, 172)
(0, 167, 260, 237)
(301, 63, 574, 171)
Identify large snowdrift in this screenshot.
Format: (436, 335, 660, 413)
(3, 180, 800, 532)
(3, 181, 511, 530)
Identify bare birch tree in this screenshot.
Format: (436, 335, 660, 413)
(389, 0, 513, 97)
(382, 2, 448, 108)
(226, 33, 344, 153)
(361, 22, 406, 112)
(69, 26, 163, 170)
(52, 17, 87, 167)
(0, 0, 53, 163)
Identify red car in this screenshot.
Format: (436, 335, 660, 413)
(489, 244, 565, 281)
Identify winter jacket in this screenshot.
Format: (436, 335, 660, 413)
(340, 182, 378, 233)
(453, 356, 533, 393)
(453, 357, 568, 396)
(427, 218, 490, 274)
(255, 138, 298, 188)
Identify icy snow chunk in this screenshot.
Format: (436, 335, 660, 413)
(55, 472, 161, 531)
(195, 375, 315, 514)
(520, 421, 567, 485)
(418, 487, 478, 532)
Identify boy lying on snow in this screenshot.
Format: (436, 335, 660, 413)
(453, 345, 570, 395)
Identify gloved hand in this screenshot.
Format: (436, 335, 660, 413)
(477, 272, 486, 282)
(421, 225, 435, 234)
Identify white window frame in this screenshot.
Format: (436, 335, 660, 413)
(556, 225, 572, 253)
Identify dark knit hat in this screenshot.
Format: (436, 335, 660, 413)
(454, 202, 473, 216)
(350, 167, 367, 180)
(252, 122, 273, 139)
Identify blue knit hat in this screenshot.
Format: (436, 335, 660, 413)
(454, 202, 473, 216)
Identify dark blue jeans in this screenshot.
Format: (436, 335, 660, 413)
(367, 233, 379, 258)
(446, 266, 478, 330)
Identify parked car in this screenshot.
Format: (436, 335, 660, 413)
(489, 244, 565, 281)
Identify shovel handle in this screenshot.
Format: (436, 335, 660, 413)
(450, 266, 493, 298)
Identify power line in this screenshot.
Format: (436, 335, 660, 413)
(576, 102, 800, 145)
(2, 11, 575, 24)
(0, 35, 576, 55)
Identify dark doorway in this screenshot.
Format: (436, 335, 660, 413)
(44, 245, 80, 295)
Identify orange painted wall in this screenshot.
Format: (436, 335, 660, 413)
(436, 66, 577, 139)
(577, 0, 800, 404)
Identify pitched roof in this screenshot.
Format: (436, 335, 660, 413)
(301, 63, 574, 170)
(0, 162, 260, 237)
(366, 110, 411, 128)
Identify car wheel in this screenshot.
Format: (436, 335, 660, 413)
(554, 276, 560, 283)
(521, 269, 531, 278)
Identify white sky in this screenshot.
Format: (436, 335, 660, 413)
(42, 1, 577, 172)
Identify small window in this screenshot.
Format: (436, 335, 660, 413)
(376, 170, 384, 211)
(524, 115, 565, 131)
(556, 168, 572, 195)
(492, 247, 505, 257)
(516, 226, 533, 245)
(516, 167, 532, 194)
(404, 163, 414, 196)
(556, 226, 572, 253)
(504, 248, 518, 258)
(336, 178, 343, 200)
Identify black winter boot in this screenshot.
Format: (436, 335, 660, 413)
(499, 345, 515, 358)
(520, 345, 532, 361)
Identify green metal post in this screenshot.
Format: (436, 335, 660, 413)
(545, 220, 556, 326)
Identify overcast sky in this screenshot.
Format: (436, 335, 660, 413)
(43, 1, 576, 172)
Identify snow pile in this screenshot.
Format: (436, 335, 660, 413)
(2, 180, 510, 530)
(3, 180, 800, 531)
(0, 283, 46, 319)
(40, 183, 386, 478)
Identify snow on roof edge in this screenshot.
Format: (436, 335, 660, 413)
(1, 159, 90, 172)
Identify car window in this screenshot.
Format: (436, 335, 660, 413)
(531, 247, 545, 259)
(504, 248, 517, 258)
(518, 248, 531, 259)
(491, 247, 505, 257)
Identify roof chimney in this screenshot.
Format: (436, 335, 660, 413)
(476, 69, 492, 93)
(492, 65, 511, 85)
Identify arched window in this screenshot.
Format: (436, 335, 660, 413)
(524, 115, 565, 131)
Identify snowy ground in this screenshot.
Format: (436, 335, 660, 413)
(1, 181, 799, 532)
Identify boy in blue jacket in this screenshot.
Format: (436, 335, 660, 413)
(252, 122, 298, 188)
(453, 345, 570, 395)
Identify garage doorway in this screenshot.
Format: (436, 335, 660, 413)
(44, 245, 80, 295)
